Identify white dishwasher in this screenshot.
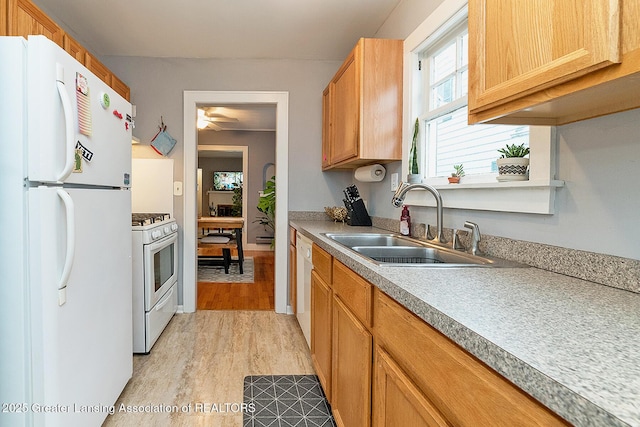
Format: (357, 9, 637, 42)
(296, 232, 313, 348)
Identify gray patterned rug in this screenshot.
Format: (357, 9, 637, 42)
(197, 257, 254, 283)
(243, 375, 335, 427)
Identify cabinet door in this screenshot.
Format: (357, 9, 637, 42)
(111, 73, 131, 101)
(321, 84, 332, 169)
(310, 270, 332, 401)
(331, 48, 359, 165)
(85, 52, 112, 86)
(63, 33, 86, 65)
(469, 0, 621, 114)
(373, 347, 449, 427)
(8, 0, 63, 46)
(332, 295, 372, 427)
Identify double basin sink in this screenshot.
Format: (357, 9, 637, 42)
(323, 233, 527, 268)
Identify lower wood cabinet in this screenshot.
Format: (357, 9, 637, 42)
(373, 289, 570, 427)
(331, 295, 372, 427)
(307, 249, 569, 426)
(310, 269, 332, 401)
(373, 346, 449, 427)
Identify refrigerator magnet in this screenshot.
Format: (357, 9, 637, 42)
(73, 149, 82, 173)
(76, 73, 92, 136)
(75, 141, 94, 162)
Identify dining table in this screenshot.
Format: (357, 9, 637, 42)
(197, 216, 244, 274)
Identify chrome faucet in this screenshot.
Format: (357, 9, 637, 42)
(392, 182, 445, 244)
(464, 221, 482, 255)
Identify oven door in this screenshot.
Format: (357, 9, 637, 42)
(143, 232, 178, 311)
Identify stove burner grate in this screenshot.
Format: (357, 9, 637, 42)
(131, 213, 171, 227)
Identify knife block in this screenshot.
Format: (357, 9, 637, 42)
(345, 199, 372, 226)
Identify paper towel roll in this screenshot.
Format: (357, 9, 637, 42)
(354, 164, 386, 182)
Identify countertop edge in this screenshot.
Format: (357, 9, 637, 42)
(290, 220, 634, 427)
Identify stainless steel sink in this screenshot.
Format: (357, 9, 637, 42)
(323, 233, 423, 248)
(322, 232, 527, 268)
(352, 246, 492, 266)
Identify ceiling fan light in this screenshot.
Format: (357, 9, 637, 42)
(197, 118, 209, 129)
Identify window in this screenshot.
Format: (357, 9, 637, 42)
(402, 0, 562, 214)
(420, 21, 529, 179)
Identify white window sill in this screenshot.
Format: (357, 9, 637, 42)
(402, 179, 565, 214)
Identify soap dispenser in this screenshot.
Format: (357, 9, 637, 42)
(400, 205, 411, 236)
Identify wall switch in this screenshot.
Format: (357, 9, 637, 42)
(391, 173, 399, 191)
(174, 181, 183, 196)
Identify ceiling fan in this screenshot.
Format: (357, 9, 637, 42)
(197, 108, 239, 131)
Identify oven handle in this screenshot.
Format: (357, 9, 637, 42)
(155, 286, 175, 311)
(57, 189, 75, 305)
(146, 231, 178, 252)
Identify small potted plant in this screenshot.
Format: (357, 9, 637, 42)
(407, 118, 421, 183)
(496, 143, 530, 181)
(448, 164, 464, 183)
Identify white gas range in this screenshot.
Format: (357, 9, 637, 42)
(132, 213, 178, 353)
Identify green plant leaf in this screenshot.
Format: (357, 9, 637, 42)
(409, 118, 419, 174)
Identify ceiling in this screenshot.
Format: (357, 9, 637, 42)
(32, 0, 403, 61)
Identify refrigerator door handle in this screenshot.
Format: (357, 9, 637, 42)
(55, 68, 75, 182)
(57, 189, 75, 305)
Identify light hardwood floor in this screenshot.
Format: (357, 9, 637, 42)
(103, 311, 314, 426)
(197, 251, 275, 310)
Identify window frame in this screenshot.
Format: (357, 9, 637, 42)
(401, 0, 563, 214)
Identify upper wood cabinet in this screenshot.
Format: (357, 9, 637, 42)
(5, 0, 63, 46)
(322, 85, 332, 169)
(1, 0, 131, 101)
(469, 0, 640, 125)
(322, 38, 403, 170)
(85, 52, 112, 86)
(110, 73, 131, 101)
(63, 33, 86, 65)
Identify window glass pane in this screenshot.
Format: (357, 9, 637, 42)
(432, 43, 456, 82)
(426, 106, 529, 177)
(460, 33, 468, 67)
(459, 69, 468, 97)
(431, 77, 455, 109)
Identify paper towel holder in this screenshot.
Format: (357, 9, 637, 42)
(354, 164, 386, 182)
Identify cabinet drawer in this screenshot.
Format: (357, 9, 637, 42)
(312, 244, 332, 284)
(332, 261, 372, 328)
(374, 289, 569, 427)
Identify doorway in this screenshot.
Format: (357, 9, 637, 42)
(183, 91, 289, 314)
(197, 145, 249, 249)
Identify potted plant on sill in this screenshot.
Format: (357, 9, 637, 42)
(496, 143, 530, 181)
(448, 164, 464, 183)
(407, 118, 421, 184)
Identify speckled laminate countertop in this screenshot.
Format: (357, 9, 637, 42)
(290, 220, 640, 427)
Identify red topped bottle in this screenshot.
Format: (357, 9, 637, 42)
(400, 205, 411, 236)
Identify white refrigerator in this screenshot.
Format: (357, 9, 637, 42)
(0, 36, 133, 426)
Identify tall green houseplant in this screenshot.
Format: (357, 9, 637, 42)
(408, 118, 420, 183)
(255, 176, 276, 245)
